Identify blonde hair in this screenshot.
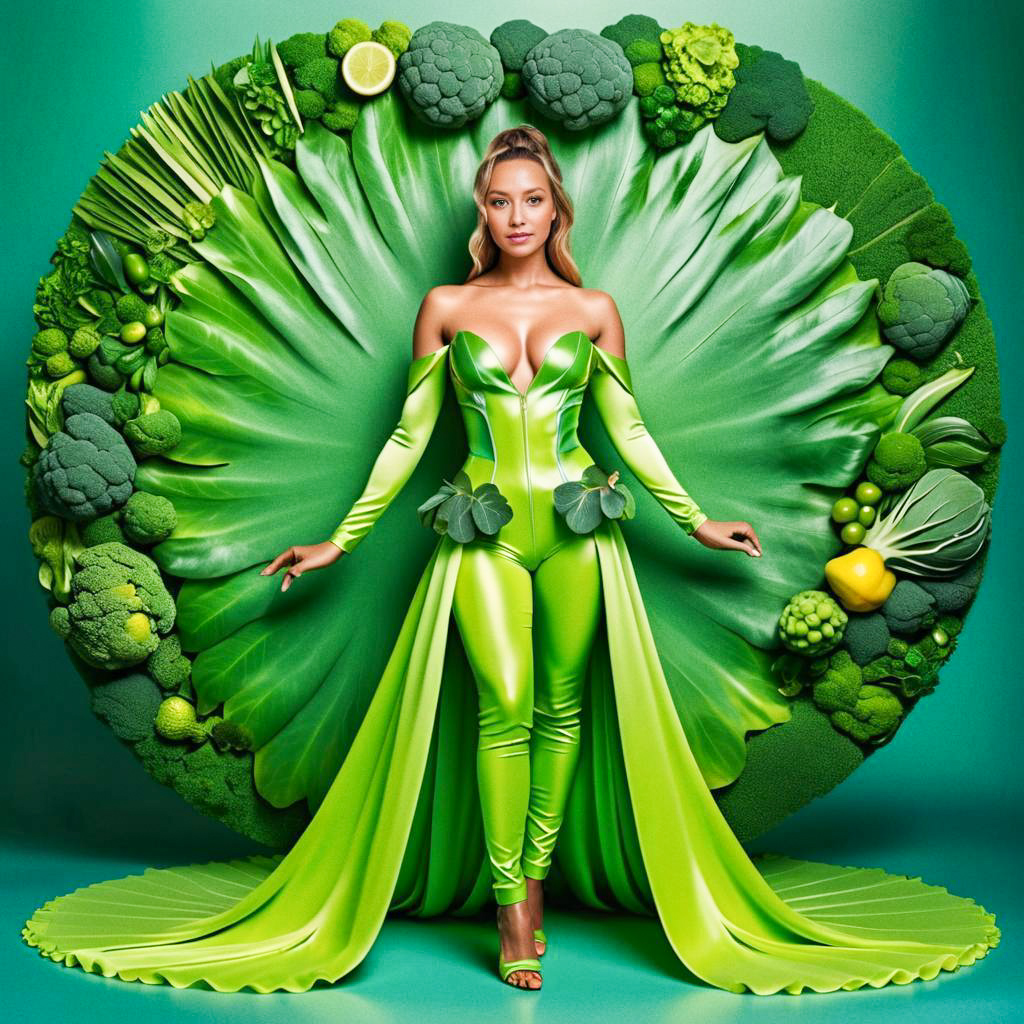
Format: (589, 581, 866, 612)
(465, 124, 582, 287)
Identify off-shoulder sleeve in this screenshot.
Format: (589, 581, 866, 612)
(588, 344, 708, 536)
(328, 345, 450, 553)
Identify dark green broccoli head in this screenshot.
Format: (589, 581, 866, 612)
(212, 55, 248, 95)
(295, 56, 342, 103)
(490, 18, 548, 71)
(276, 32, 328, 69)
(397, 21, 503, 128)
(322, 99, 360, 133)
(866, 431, 928, 492)
(830, 685, 903, 743)
(62, 383, 116, 425)
(90, 672, 163, 742)
(600, 14, 664, 52)
(121, 489, 177, 545)
(133, 733, 308, 848)
(877, 261, 971, 360)
(881, 357, 926, 396)
(292, 88, 326, 119)
(32, 412, 136, 520)
(110, 387, 141, 426)
(715, 43, 814, 143)
(522, 28, 633, 130)
(631, 61, 667, 97)
(146, 633, 192, 690)
(881, 580, 937, 635)
(811, 649, 863, 713)
(123, 409, 182, 456)
(49, 541, 175, 669)
(80, 512, 125, 546)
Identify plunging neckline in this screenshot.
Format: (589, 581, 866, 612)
(453, 329, 591, 398)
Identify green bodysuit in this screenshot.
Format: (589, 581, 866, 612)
(328, 329, 707, 905)
(21, 332, 999, 995)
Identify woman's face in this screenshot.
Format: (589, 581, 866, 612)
(484, 158, 557, 257)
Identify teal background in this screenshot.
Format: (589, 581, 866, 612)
(3, 0, 1020, 1019)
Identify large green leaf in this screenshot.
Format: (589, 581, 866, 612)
(137, 91, 894, 809)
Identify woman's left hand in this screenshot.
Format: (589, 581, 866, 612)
(692, 519, 762, 557)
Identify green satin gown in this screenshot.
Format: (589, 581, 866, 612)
(22, 330, 1000, 994)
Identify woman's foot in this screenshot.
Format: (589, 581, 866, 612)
(526, 877, 545, 956)
(496, 900, 542, 989)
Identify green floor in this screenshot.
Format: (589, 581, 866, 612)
(5, 758, 1016, 1023)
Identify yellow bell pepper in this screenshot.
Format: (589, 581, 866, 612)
(824, 546, 896, 612)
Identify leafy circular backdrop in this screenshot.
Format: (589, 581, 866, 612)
(23, 16, 1005, 851)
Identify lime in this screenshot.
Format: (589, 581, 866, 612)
(341, 41, 396, 96)
(123, 253, 150, 284)
(840, 521, 866, 545)
(855, 480, 882, 505)
(121, 321, 147, 343)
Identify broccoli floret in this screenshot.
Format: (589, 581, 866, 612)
(904, 204, 971, 276)
(811, 649, 863, 713)
(522, 28, 633, 130)
(715, 43, 814, 143)
(397, 21, 504, 128)
(123, 409, 182, 457)
(322, 98, 360, 133)
(327, 18, 371, 58)
(62, 382, 116, 425)
(937, 613, 963, 639)
(372, 20, 413, 59)
(33, 327, 68, 358)
(86, 339, 128, 391)
(600, 14, 664, 56)
(32, 412, 136, 520)
(110, 386, 141, 427)
(881, 357, 925, 396)
(830, 685, 903, 743)
(842, 612, 891, 666)
(777, 589, 848, 655)
(276, 31, 328, 68)
(887, 637, 910, 658)
(90, 672, 163, 742)
(294, 56, 341, 102)
(121, 489, 177, 545)
(491, 19, 549, 71)
(292, 88, 326, 119)
(45, 352, 76, 378)
(48, 541, 175, 669)
(632, 61, 667, 97)
(115, 293, 149, 325)
(881, 580, 937, 635)
(866, 431, 927, 492)
(146, 252, 180, 285)
(69, 325, 102, 359)
(80, 512, 125, 546)
(877, 262, 971, 360)
(132, 732, 308, 848)
(917, 551, 985, 612)
(146, 633, 192, 691)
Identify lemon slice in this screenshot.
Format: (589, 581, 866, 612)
(341, 41, 396, 96)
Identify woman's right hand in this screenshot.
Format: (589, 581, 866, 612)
(259, 541, 345, 592)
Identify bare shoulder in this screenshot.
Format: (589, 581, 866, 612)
(412, 286, 460, 358)
(586, 289, 625, 358)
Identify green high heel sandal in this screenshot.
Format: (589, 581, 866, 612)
(498, 953, 542, 987)
(533, 928, 547, 954)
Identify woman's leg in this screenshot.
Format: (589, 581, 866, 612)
(451, 543, 535, 907)
(522, 535, 602, 882)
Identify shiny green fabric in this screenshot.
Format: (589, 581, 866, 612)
(21, 331, 1000, 993)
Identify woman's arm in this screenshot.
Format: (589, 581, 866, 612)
(587, 294, 707, 536)
(328, 344, 450, 553)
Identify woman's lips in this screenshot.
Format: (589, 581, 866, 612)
(508, 233, 531, 242)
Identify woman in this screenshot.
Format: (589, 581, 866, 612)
(22, 125, 998, 995)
